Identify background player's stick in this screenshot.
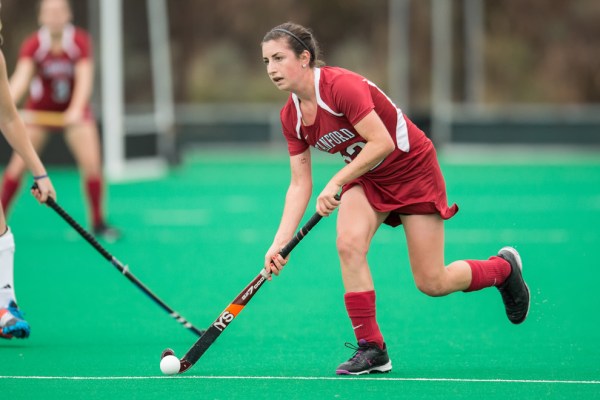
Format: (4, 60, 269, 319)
(162, 196, 339, 374)
(20, 110, 65, 127)
(36, 187, 205, 337)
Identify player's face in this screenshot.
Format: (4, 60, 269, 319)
(39, 0, 72, 35)
(262, 38, 303, 92)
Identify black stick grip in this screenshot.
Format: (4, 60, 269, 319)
(279, 212, 322, 258)
(34, 184, 205, 337)
(32, 182, 112, 261)
(45, 196, 114, 261)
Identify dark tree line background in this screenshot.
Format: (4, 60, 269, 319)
(2, 0, 599, 111)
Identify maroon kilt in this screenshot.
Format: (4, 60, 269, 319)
(342, 140, 458, 227)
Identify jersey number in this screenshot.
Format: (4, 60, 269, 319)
(340, 142, 384, 170)
(340, 142, 364, 164)
(52, 79, 71, 104)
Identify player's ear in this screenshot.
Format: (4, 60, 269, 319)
(300, 50, 311, 65)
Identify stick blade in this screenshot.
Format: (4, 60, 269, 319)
(161, 348, 175, 359)
(179, 359, 193, 373)
(161, 348, 192, 374)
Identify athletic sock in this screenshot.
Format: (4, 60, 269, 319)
(464, 256, 512, 292)
(344, 290, 384, 349)
(85, 175, 103, 227)
(1, 174, 21, 214)
(0, 228, 16, 308)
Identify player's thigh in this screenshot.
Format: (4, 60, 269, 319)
(400, 213, 446, 277)
(64, 122, 101, 172)
(29, 126, 51, 150)
(337, 185, 388, 252)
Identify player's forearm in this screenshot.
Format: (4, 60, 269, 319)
(69, 83, 92, 112)
(9, 80, 28, 104)
(69, 61, 93, 112)
(9, 60, 34, 104)
(274, 181, 312, 243)
(331, 140, 394, 187)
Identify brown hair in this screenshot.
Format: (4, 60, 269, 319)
(262, 22, 324, 68)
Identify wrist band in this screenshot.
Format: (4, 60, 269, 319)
(33, 174, 48, 180)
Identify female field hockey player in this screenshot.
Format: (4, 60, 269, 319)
(262, 22, 530, 375)
(0, 0, 56, 339)
(0, 0, 119, 241)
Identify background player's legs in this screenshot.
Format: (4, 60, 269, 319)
(337, 185, 388, 348)
(400, 213, 510, 296)
(64, 121, 107, 230)
(1, 127, 49, 214)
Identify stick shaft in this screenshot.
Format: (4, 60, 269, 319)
(20, 110, 65, 127)
(44, 196, 205, 337)
(180, 206, 331, 369)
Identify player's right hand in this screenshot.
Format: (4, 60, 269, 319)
(31, 177, 56, 204)
(316, 181, 342, 216)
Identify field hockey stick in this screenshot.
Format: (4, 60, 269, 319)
(162, 195, 340, 374)
(20, 110, 65, 127)
(34, 185, 205, 337)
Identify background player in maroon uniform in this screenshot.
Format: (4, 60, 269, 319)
(261, 22, 530, 375)
(0, 0, 56, 339)
(0, 0, 118, 241)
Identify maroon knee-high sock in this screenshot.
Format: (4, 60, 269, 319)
(85, 176, 103, 227)
(1, 175, 21, 214)
(464, 256, 512, 292)
(344, 290, 384, 349)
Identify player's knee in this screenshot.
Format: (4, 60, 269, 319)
(414, 275, 448, 297)
(336, 233, 368, 263)
(4, 161, 27, 178)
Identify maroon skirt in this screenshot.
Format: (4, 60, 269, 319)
(341, 141, 458, 227)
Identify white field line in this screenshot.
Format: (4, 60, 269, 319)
(0, 375, 598, 384)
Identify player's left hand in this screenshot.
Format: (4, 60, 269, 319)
(264, 241, 290, 280)
(316, 182, 341, 216)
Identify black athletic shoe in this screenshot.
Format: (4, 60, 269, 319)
(497, 246, 530, 324)
(335, 339, 392, 375)
(93, 223, 121, 243)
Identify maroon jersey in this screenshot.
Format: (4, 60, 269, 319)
(19, 24, 92, 113)
(280, 66, 458, 226)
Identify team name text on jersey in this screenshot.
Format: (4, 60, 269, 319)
(314, 128, 356, 152)
(41, 61, 74, 78)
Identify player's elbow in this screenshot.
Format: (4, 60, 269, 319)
(385, 137, 396, 155)
(379, 136, 396, 158)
